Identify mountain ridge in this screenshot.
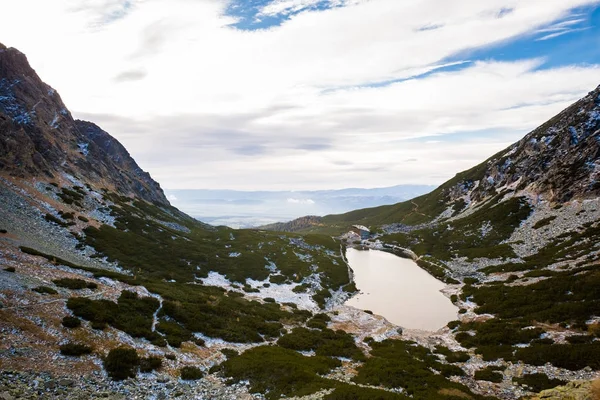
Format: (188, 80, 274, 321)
(0, 43, 168, 205)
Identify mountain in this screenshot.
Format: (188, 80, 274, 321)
(0, 43, 168, 205)
(1, 43, 599, 400)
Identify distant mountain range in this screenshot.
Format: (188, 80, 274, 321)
(165, 185, 435, 228)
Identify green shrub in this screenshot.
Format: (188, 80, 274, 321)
(53, 278, 97, 290)
(156, 320, 193, 348)
(325, 385, 406, 399)
(447, 320, 460, 330)
(514, 343, 600, 371)
(4, 267, 16, 273)
(353, 339, 477, 398)
(514, 373, 566, 392)
(474, 367, 503, 383)
(165, 354, 176, 361)
(532, 216, 557, 230)
(67, 292, 159, 340)
(60, 343, 92, 356)
(278, 327, 365, 361)
(140, 356, 162, 373)
(263, 297, 276, 303)
(45, 213, 68, 227)
(0, 229, 7, 234)
(77, 215, 90, 222)
(33, 286, 57, 295)
(434, 346, 470, 363)
(62, 316, 82, 328)
(219, 346, 339, 399)
(180, 366, 204, 381)
(59, 212, 75, 220)
(104, 347, 140, 381)
(221, 349, 239, 358)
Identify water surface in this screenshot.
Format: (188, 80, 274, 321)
(345, 248, 457, 331)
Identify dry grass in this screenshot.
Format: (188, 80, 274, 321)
(438, 388, 473, 399)
(591, 378, 600, 400)
(0, 310, 55, 343)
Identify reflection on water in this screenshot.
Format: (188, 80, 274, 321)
(345, 248, 457, 331)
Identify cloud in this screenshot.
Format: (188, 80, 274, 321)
(536, 27, 590, 41)
(0, 0, 599, 191)
(287, 198, 316, 204)
(113, 68, 147, 82)
(258, 0, 323, 17)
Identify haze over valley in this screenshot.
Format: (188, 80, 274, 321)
(165, 185, 435, 228)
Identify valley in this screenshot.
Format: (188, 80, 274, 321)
(1, 41, 600, 400)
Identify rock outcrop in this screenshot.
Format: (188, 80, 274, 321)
(529, 380, 600, 400)
(449, 86, 600, 205)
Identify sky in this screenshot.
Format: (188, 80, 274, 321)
(1, 0, 600, 191)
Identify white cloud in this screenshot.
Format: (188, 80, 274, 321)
(287, 198, 316, 204)
(0, 0, 599, 190)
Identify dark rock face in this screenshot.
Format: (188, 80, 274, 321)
(0, 43, 169, 206)
(444, 86, 600, 205)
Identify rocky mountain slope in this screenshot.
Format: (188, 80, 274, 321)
(0, 42, 168, 205)
(1, 43, 599, 400)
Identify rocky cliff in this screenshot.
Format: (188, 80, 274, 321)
(0, 42, 168, 205)
(451, 85, 600, 205)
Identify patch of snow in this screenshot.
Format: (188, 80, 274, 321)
(265, 260, 278, 272)
(569, 126, 579, 145)
(78, 142, 89, 156)
(50, 112, 59, 128)
(245, 278, 318, 311)
(48, 88, 55, 96)
(503, 146, 518, 158)
(295, 252, 312, 262)
(479, 221, 492, 237)
(228, 252, 241, 258)
(201, 271, 233, 288)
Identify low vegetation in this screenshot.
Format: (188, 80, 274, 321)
(218, 345, 340, 399)
(61, 316, 82, 328)
(277, 327, 365, 361)
(513, 373, 566, 392)
(60, 343, 93, 357)
(53, 278, 97, 290)
(33, 286, 58, 295)
(352, 340, 480, 399)
(180, 366, 204, 381)
(140, 356, 162, 373)
(67, 290, 160, 340)
(103, 347, 140, 381)
(474, 366, 504, 383)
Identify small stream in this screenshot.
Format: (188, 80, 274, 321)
(345, 248, 457, 331)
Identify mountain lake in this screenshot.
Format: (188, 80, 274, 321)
(345, 248, 457, 331)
